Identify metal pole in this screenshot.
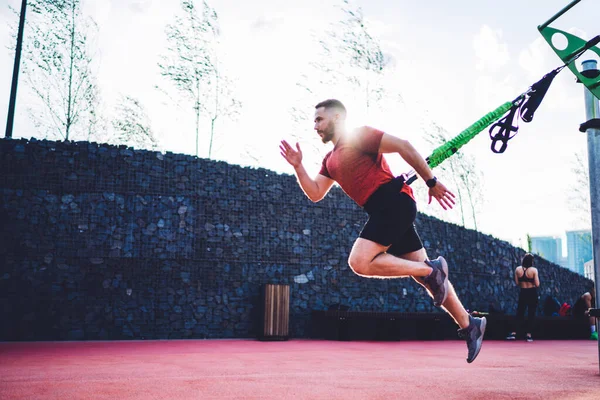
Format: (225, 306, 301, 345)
(581, 59, 600, 372)
(5, 0, 28, 139)
(538, 0, 581, 31)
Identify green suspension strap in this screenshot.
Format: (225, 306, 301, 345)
(405, 100, 516, 185)
(406, 65, 577, 186)
(406, 66, 579, 185)
(406, 0, 600, 186)
(427, 101, 514, 169)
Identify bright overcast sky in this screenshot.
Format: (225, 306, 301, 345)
(1, 0, 599, 252)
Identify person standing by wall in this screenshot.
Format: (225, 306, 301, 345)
(506, 253, 540, 342)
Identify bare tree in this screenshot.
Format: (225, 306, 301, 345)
(18, 0, 99, 141)
(158, 0, 240, 158)
(287, 75, 328, 169)
(327, 0, 388, 110)
(207, 68, 241, 158)
(288, 0, 392, 168)
(568, 151, 591, 229)
(423, 122, 484, 230)
(111, 95, 159, 150)
(293, 0, 389, 104)
(455, 150, 483, 231)
(86, 107, 108, 143)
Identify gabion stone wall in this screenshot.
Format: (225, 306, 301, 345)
(0, 138, 593, 341)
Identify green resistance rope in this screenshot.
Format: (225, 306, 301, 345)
(405, 101, 514, 185)
(405, 0, 600, 186)
(427, 101, 513, 169)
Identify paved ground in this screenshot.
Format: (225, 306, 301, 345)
(1, 339, 599, 399)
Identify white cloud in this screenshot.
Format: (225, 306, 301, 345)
(473, 25, 510, 71)
(1, 0, 594, 250)
(471, 26, 517, 113)
(518, 36, 551, 80)
(517, 33, 586, 112)
(250, 14, 285, 32)
(473, 74, 518, 112)
(363, 15, 399, 39)
(82, 1, 112, 26)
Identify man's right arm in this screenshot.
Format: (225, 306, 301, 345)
(280, 140, 334, 202)
(293, 164, 334, 202)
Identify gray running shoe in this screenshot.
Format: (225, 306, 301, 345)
(458, 315, 487, 363)
(423, 256, 449, 307)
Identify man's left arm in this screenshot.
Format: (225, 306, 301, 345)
(379, 132, 456, 210)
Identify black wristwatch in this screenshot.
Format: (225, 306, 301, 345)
(426, 176, 437, 188)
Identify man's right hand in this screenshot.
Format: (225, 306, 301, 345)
(280, 140, 303, 168)
(428, 180, 456, 210)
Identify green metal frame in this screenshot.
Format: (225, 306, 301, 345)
(538, 0, 600, 100)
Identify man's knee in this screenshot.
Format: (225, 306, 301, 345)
(348, 253, 368, 275)
(348, 238, 389, 276)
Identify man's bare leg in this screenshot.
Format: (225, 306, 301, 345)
(347, 237, 485, 362)
(401, 248, 470, 329)
(348, 238, 469, 328)
(348, 238, 432, 277)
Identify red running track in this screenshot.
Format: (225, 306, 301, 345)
(1, 339, 599, 399)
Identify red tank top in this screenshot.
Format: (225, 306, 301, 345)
(318, 126, 414, 207)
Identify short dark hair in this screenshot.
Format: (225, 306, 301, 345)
(315, 99, 347, 115)
(522, 253, 534, 268)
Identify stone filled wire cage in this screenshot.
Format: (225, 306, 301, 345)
(0, 138, 593, 341)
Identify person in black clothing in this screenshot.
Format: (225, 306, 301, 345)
(572, 286, 597, 340)
(506, 253, 540, 342)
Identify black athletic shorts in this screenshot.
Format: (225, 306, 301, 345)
(360, 176, 423, 256)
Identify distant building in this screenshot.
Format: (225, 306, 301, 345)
(530, 236, 562, 265)
(565, 230, 592, 275)
(584, 259, 595, 282)
(558, 256, 569, 269)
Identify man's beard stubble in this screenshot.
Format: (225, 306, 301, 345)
(320, 121, 335, 143)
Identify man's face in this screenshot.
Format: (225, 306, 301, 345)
(314, 107, 336, 143)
